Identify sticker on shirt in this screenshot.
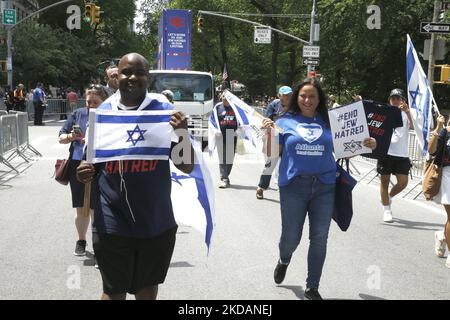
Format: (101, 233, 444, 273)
(296, 123, 323, 143)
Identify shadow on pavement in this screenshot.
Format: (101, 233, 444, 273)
(382, 218, 444, 231)
(277, 285, 305, 300)
(170, 261, 194, 268)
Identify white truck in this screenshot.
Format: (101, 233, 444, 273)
(149, 70, 214, 149)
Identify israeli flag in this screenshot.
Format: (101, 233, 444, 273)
(171, 138, 215, 252)
(86, 109, 173, 163)
(406, 34, 435, 155)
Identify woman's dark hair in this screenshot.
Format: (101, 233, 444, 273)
(287, 78, 329, 126)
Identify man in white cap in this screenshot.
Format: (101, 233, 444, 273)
(256, 85, 292, 199)
(377, 88, 413, 222)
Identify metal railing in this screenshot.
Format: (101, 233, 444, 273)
(353, 130, 427, 199)
(26, 99, 86, 119)
(0, 111, 41, 173)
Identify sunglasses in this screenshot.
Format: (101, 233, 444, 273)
(88, 84, 108, 94)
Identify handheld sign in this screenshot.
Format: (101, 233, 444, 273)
(328, 101, 372, 159)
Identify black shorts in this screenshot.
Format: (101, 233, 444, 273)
(93, 227, 177, 295)
(377, 155, 411, 175)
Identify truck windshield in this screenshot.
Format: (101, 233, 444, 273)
(149, 73, 213, 102)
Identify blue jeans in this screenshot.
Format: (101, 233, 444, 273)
(279, 175, 335, 289)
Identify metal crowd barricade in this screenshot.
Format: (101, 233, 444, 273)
(15, 111, 41, 158)
(26, 99, 86, 119)
(0, 112, 41, 173)
(0, 114, 20, 172)
(353, 130, 427, 199)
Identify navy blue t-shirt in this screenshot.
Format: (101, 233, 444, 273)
(92, 93, 177, 238)
(215, 103, 238, 133)
(265, 99, 282, 120)
(362, 100, 403, 160)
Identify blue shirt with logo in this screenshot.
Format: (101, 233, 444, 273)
(276, 112, 336, 186)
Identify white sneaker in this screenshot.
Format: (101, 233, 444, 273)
(446, 256, 450, 269)
(434, 231, 446, 258)
(383, 210, 393, 223)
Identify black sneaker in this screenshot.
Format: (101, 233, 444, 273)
(274, 260, 289, 284)
(304, 288, 323, 300)
(74, 240, 87, 256)
(94, 255, 99, 269)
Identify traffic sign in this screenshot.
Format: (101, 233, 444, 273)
(420, 22, 450, 34)
(303, 59, 319, 66)
(302, 45, 320, 58)
(3, 9, 16, 25)
(254, 26, 271, 44)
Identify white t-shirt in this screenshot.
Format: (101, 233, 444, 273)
(388, 111, 410, 158)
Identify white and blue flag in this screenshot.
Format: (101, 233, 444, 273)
(208, 90, 263, 155)
(171, 139, 215, 252)
(87, 109, 173, 163)
(406, 34, 436, 155)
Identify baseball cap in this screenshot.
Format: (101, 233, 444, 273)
(278, 86, 292, 95)
(388, 88, 405, 100)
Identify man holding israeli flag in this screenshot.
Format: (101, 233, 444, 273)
(208, 90, 264, 188)
(76, 53, 212, 301)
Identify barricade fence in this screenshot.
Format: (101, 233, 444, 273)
(0, 111, 41, 173)
(353, 130, 426, 199)
(26, 99, 86, 119)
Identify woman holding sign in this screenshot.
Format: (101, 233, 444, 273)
(261, 78, 376, 300)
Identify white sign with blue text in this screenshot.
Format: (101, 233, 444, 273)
(328, 101, 372, 159)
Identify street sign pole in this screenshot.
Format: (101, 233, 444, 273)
(307, 0, 316, 76)
(7, 28, 12, 91)
(427, 1, 440, 91)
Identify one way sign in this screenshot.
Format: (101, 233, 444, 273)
(420, 22, 450, 34)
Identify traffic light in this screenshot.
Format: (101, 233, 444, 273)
(440, 65, 450, 83)
(84, 3, 92, 24)
(91, 5, 101, 24)
(197, 17, 204, 32)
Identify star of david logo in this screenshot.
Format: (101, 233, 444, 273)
(126, 125, 147, 146)
(171, 172, 192, 186)
(343, 140, 362, 153)
(409, 85, 423, 111)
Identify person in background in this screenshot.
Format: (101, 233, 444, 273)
(161, 89, 174, 103)
(33, 83, 46, 126)
(104, 65, 119, 96)
(256, 85, 292, 199)
(377, 89, 413, 223)
(211, 92, 238, 188)
(58, 84, 108, 257)
(429, 112, 450, 268)
(261, 78, 376, 300)
(13, 84, 26, 112)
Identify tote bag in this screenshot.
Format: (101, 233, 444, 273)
(333, 160, 357, 232)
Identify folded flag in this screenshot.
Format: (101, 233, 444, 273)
(86, 109, 173, 163)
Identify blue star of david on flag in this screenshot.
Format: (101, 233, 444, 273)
(126, 125, 147, 146)
(409, 85, 423, 111)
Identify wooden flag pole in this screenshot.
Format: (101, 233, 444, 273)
(82, 181, 91, 217)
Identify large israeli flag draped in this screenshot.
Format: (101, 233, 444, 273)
(406, 34, 435, 155)
(171, 138, 215, 252)
(87, 109, 173, 163)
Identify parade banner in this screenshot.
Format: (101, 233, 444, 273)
(328, 101, 372, 159)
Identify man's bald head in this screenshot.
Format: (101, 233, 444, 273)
(117, 53, 150, 107)
(118, 53, 149, 73)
